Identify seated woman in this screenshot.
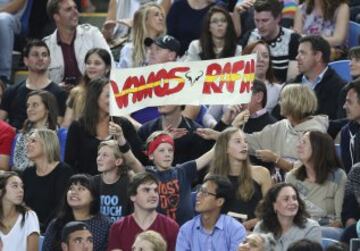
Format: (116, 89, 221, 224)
(65, 77, 146, 175)
(166, 0, 219, 57)
(242, 40, 281, 113)
(185, 5, 241, 61)
(253, 183, 321, 251)
(12, 90, 58, 172)
(184, 5, 242, 121)
(42, 174, 111, 251)
(22, 128, 73, 232)
(0, 172, 40, 251)
(294, 0, 349, 57)
(209, 127, 272, 230)
(118, 3, 166, 68)
(62, 48, 111, 128)
(235, 84, 328, 175)
(102, 0, 169, 43)
(285, 131, 346, 239)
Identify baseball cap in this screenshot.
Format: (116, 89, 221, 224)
(144, 35, 181, 54)
(61, 221, 91, 242)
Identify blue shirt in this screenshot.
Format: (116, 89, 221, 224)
(176, 214, 246, 251)
(302, 66, 328, 90)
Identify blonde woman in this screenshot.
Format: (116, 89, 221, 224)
(118, 3, 166, 68)
(234, 84, 328, 173)
(209, 127, 272, 231)
(22, 129, 73, 232)
(132, 230, 167, 251)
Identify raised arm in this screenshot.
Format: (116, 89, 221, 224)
(109, 121, 145, 173)
(194, 147, 214, 171)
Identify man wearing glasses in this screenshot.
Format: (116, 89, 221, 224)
(176, 175, 246, 251)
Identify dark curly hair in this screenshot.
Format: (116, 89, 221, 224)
(255, 183, 309, 238)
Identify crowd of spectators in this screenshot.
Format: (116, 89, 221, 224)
(0, 0, 360, 250)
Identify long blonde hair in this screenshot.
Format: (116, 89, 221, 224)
(210, 127, 254, 201)
(131, 3, 165, 67)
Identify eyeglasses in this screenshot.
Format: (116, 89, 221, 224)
(197, 186, 217, 197)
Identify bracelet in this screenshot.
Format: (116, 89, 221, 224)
(275, 155, 281, 165)
(118, 142, 130, 153)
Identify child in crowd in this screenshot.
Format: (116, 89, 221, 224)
(0, 172, 40, 251)
(92, 140, 132, 222)
(109, 121, 214, 225)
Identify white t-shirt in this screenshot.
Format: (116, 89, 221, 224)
(0, 210, 40, 251)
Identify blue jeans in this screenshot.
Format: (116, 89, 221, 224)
(0, 12, 20, 79)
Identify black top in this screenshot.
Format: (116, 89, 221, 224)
(65, 116, 146, 175)
(166, 0, 215, 56)
(243, 112, 277, 134)
(0, 80, 67, 129)
(340, 121, 360, 173)
(272, 67, 347, 120)
(92, 174, 132, 222)
(138, 116, 214, 166)
(291, 68, 347, 120)
(22, 162, 73, 232)
(227, 175, 263, 220)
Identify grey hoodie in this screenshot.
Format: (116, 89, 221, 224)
(246, 115, 329, 160)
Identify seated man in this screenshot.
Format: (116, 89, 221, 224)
(292, 35, 346, 120)
(107, 172, 179, 251)
(0, 39, 67, 129)
(0, 0, 26, 84)
(44, 0, 112, 86)
(240, 0, 301, 82)
(61, 221, 93, 251)
(233, 79, 277, 133)
(340, 79, 360, 173)
(176, 175, 246, 251)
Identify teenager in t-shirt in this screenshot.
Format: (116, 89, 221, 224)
(109, 121, 214, 225)
(107, 172, 179, 251)
(92, 140, 132, 222)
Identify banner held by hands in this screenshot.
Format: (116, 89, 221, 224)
(109, 54, 256, 116)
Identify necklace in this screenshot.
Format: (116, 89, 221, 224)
(268, 28, 284, 48)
